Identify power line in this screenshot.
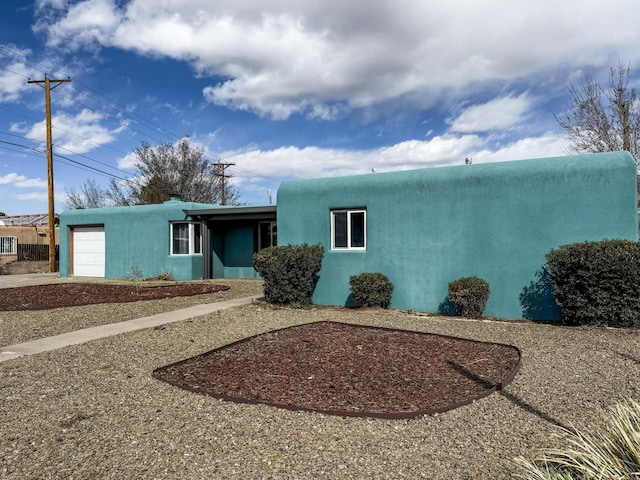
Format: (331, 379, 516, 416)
(0, 130, 131, 178)
(53, 152, 127, 181)
(1, 45, 181, 147)
(0, 138, 44, 154)
(71, 79, 179, 142)
(0, 137, 129, 181)
(53, 144, 133, 176)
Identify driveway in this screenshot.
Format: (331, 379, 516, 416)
(0, 273, 96, 289)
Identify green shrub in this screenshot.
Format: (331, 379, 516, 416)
(545, 239, 640, 327)
(448, 276, 490, 317)
(253, 244, 324, 306)
(349, 272, 394, 308)
(512, 399, 640, 479)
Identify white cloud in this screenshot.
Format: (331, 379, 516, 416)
(23, 109, 123, 154)
(15, 191, 49, 201)
(471, 133, 569, 164)
(0, 62, 32, 103)
(223, 131, 569, 200)
(41, 0, 122, 50)
(0, 45, 38, 104)
(116, 151, 138, 169)
(448, 94, 533, 133)
(35, 0, 640, 119)
(0, 173, 47, 189)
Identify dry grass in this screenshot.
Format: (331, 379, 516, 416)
(513, 399, 640, 479)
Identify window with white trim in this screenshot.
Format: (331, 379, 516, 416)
(0, 236, 17, 255)
(170, 222, 202, 255)
(331, 209, 366, 250)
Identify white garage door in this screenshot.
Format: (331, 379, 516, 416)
(73, 226, 105, 277)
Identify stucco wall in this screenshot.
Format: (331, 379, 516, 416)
(59, 199, 216, 280)
(0, 226, 59, 266)
(277, 152, 639, 320)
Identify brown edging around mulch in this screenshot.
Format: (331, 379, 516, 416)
(153, 321, 522, 420)
(152, 321, 522, 420)
(0, 283, 231, 311)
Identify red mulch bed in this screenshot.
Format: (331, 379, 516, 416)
(0, 283, 230, 311)
(154, 321, 521, 419)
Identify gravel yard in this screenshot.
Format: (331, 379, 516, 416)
(1, 278, 640, 479)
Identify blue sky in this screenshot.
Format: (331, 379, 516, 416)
(1, 0, 639, 215)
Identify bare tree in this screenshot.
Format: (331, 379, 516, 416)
(556, 63, 640, 166)
(116, 139, 240, 205)
(66, 139, 241, 209)
(64, 178, 109, 209)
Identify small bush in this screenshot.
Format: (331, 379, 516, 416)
(448, 276, 490, 317)
(145, 272, 173, 281)
(545, 239, 640, 327)
(253, 244, 324, 306)
(349, 272, 394, 308)
(512, 399, 640, 479)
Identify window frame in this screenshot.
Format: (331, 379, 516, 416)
(0, 236, 17, 255)
(258, 221, 277, 250)
(331, 209, 366, 251)
(170, 222, 202, 256)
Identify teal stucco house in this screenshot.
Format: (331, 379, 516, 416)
(277, 151, 638, 320)
(59, 151, 638, 320)
(59, 197, 276, 281)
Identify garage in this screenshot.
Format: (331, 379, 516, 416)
(72, 226, 105, 277)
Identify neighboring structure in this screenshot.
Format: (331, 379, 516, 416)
(277, 152, 639, 320)
(0, 213, 57, 227)
(58, 196, 276, 280)
(0, 214, 59, 272)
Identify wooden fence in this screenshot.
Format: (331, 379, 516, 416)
(17, 244, 59, 261)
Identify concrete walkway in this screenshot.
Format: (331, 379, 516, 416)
(0, 272, 80, 289)
(0, 295, 260, 363)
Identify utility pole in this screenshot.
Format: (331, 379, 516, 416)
(28, 74, 71, 273)
(215, 162, 235, 205)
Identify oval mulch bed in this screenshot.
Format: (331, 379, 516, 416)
(0, 283, 230, 311)
(153, 321, 521, 419)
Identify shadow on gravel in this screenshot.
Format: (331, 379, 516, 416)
(451, 361, 570, 430)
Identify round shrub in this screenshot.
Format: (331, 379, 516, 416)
(448, 276, 490, 317)
(349, 272, 394, 308)
(545, 239, 640, 327)
(253, 243, 324, 306)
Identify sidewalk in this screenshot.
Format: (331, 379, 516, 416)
(0, 295, 260, 363)
(0, 272, 78, 289)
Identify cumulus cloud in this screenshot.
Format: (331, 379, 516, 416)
(15, 191, 49, 201)
(22, 109, 125, 154)
(0, 172, 47, 189)
(0, 62, 32, 103)
(222, 131, 569, 201)
(0, 45, 38, 103)
(448, 94, 533, 133)
(34, 0, 640, 119)
(37, 0, 122, 50)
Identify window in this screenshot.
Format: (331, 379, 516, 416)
(170, 222, 202, 255)
(258, 221, 277, 250)
(331, 209, 366, 250)
(0, 236, 17, 255)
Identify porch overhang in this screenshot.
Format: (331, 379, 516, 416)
(183, 205, 276, 222)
